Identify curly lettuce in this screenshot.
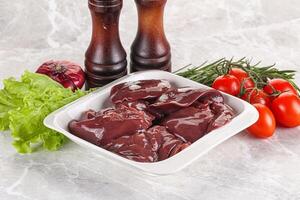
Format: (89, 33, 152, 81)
(0, 71, 86, 153)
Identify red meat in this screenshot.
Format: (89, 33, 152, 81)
(110, 80, 172, 104)
(69, 105, 153, 146)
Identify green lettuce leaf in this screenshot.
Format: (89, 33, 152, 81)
(0, 71, 87, 153)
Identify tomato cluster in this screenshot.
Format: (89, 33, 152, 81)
(212, 68, 300, 138)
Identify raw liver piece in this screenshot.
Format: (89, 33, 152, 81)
(105, 132, 159, 162)
(148, 126, 190, 161)
(116, 100, 156, 121)
(117, 100, 164, 121)
(162, 100, 234, 143)
(79, 108, 113, 120)
(150, 89, 224, 114)
(162, 106, 215, 143)
(207, 102, 234, 132)
(110, 80, 172, 104)
(68, 105, 153, 146)
(117, 100, 149, 112)
(104, 126, 190, 162)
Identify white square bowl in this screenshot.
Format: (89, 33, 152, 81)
(44, 70, 259, 176)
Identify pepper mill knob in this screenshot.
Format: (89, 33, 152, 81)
(85, 0, 127, 88)
(130, 0, 171, 72)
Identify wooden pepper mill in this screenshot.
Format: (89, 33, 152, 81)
(130, 0, 171, 72)
(85, 0, 127, 88)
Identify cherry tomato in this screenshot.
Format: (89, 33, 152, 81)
(229, 68, 255, 89)
(264, 79, 298, 96)
(247, 104, 276, 138)
(241, 89, 271, 107)
(212, 75, 241, 96)
(271, 92, 300, 127)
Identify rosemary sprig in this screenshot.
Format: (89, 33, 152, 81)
(177, 58, 300, 94)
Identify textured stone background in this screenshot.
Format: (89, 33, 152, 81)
(0, 1, 300, 200)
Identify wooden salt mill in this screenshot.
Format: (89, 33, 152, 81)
(130, 0, 171, 72)
(85, 0, 127, 88)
